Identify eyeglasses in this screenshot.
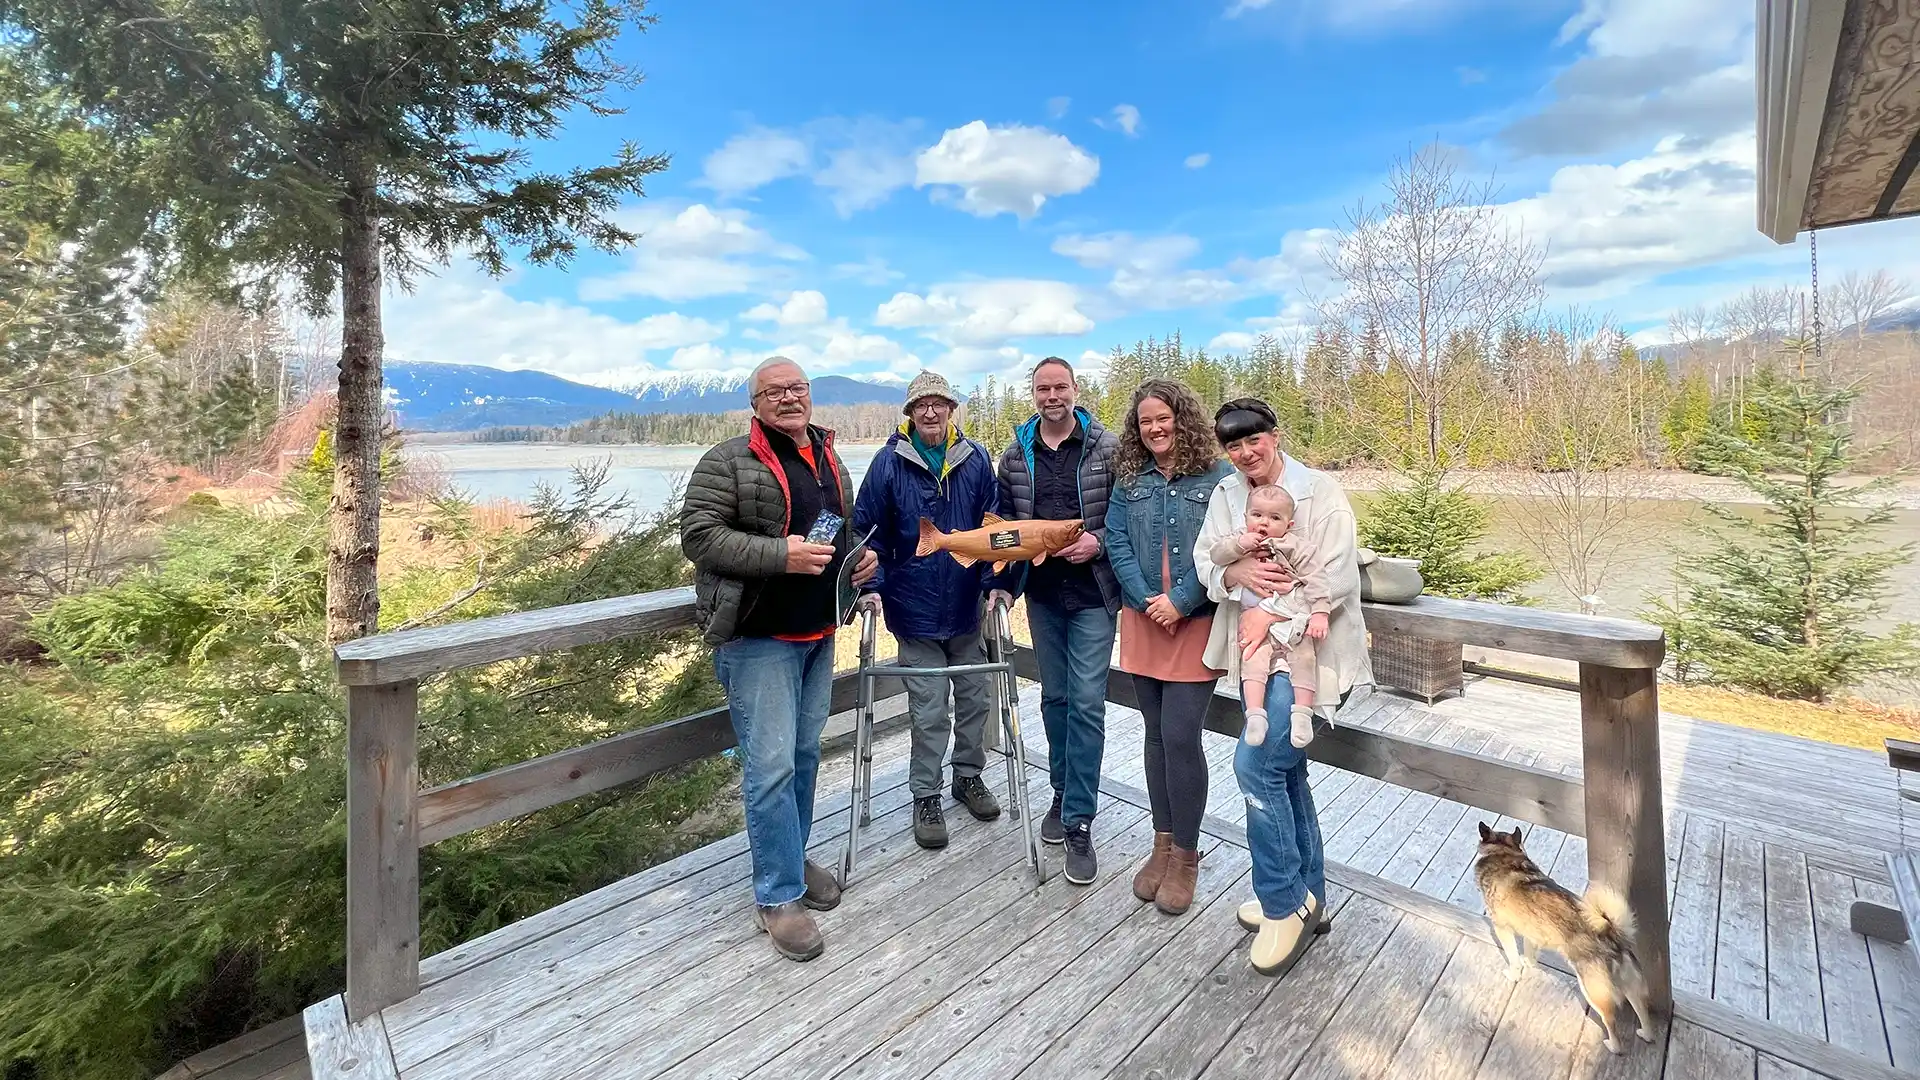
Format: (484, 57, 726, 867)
(911, 400, 952, 415)
(753, 381, 811, 403)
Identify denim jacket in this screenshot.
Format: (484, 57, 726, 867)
(1103, 459, 1233, 616)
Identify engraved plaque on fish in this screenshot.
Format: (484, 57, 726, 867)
(988, 529, 1021, 550)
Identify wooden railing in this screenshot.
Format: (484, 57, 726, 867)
(331, 589, 1668, 1022)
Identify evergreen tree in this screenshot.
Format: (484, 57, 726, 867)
(1650, 379, 1919, 700)
(1357, 465, 1540, 603)
(3, 0, 670, 643)
(1663, 372, 1713, 467)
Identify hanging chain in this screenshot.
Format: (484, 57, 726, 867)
(1809, 227, 1824, 368)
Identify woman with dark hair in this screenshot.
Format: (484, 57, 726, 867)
(1192, 397, 1372, 977)
(1103, 379, 1233, 915)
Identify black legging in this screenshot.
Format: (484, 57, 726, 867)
(1134, 673, 1214, 850)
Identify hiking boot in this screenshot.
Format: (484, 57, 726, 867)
(1133, 832, 1174, 901)
(1063, 821, 1097, 885)
(1041, 791, 1065, 845)
(1155, 845, 1201, 915)
(952, 774, 1002, 822)
(802, 859, 841, 911)
(755, 901, 824, 962)
(913, 795, 949, 850)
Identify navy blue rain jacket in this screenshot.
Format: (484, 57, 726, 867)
(852, 423, 1000, 640)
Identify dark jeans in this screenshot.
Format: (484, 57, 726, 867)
(1133, 674, 1213, 850)
(1026, 599, 1115, 828)
(1234, 669, 1326, 918)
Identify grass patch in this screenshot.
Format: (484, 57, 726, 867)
(1661, 683, 1920, 751)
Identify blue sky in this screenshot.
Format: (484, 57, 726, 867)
(379, 0, 1920, 391)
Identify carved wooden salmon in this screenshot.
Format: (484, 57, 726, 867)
(916, 513, 1085, 574)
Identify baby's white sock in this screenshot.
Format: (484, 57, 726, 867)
(1244, 708, 1268, 746)
(1290, 705, 1315, 748)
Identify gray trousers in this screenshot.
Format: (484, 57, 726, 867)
(897, 630, 993, 798)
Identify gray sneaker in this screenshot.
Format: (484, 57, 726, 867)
(952, 774, 1001, 821)
(1063, 821, 1096, 885)
(1041, 790, 1065, 845)
(913, 795, 949, 850)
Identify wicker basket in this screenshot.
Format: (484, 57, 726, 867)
(1368, 632, 1463, 704)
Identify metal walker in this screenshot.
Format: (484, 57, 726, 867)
(837, 598, 1049, 888)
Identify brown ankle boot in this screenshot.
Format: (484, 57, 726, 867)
(1155, 845, 1201, 915)
(1132, 832, 1174, 901)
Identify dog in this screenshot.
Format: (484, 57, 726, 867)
(1474, 822, 1655, 1053)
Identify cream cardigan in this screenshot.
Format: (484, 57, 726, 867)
(1192, 455, 1374, 710)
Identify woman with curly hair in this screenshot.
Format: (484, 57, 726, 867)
(1102, 379, 1233, 915)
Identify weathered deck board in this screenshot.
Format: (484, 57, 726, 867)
(785, 824, 1218, 1080)
(267, 666, 1914, 1080)
(1105, 886, 1372, 1080)
(1473, 961, 1592, 1080)
(1284, 914, 1459, 1080)
(1764, 846, 1827, 1041)
(1379, 937, 1514, 1080)
(1716, 829, 1772, 1020)
(1809, 867, 1889, 1065)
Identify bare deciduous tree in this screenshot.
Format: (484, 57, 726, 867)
(1834, 270, 1912, 343)
(1320, 144, 1546, 464)
(1507, 314, 1668, 613)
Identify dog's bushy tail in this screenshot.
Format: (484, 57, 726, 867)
(1581, 886, 1637, 941)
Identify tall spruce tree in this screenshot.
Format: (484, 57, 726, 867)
(1, 0, 669, 642)
(1651, 378, 1918, 700)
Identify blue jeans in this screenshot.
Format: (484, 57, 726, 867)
(1234, 669, 1326, 918)
(1026, 599, 1115, 828)
(713, 635, 835, 907)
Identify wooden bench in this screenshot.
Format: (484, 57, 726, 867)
(1852, 738, 1920, 952)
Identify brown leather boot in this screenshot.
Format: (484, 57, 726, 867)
(1132, 832, 1174, 901)
(755, 901, 824, 961)
(1155, 845, 1201, 915)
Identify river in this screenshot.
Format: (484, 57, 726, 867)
(412, 441, 1920, 636)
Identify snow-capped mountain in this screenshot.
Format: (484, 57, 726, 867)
(384, 361, 904, 431)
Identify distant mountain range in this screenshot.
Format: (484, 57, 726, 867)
(383, 362, 906, 431)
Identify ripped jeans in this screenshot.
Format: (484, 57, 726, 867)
(1233, 668, 1326, 918)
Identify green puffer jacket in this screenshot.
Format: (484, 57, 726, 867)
(680, 420, 854, 644)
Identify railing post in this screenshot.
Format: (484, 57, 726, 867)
(1577, 663, 1672, 1015)
(345, 679, 420, 1020)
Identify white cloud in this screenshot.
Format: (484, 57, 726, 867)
(698, 118, 919, 214)
(810, 118, 921, 216)
(937, 345, 1043, 377)
(581, 203, 807, 303)
(384, 260, 725, 386)
(876, 280, 1094, 346)
(832, 255, 905, 286)
(743, 290, 829, 328)
(1052, 232, 1239, 309)
(1505, 0, 1751, 156)
(1046, 96, 1072, 120)
(1557, 0, 1745, 58)
(1096, 104, 1143, 137)
(1208, 331, 1260, 352)
(915, 122, 1100, 219)
(1499, 132, 1763, 294)
(701, 128, 812, 196)
(1185, 153, 1212, 169)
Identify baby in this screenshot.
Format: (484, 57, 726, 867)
(1210, 484, 1331, 748)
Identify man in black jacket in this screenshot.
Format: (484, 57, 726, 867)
(681, 355, 877, 962)
(988, 356, 1119, 886)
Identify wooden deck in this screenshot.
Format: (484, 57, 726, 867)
(270, 674, 1915, 1080)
